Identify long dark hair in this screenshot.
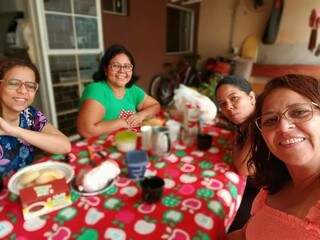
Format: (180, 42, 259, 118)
(248, 74, 320, 194)
(93, 44, 138, 87)
(0, 58, 40, 83)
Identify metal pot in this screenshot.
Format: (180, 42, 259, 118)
(151, 126, 171, 157)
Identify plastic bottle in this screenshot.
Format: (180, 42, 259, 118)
(181, 103, 199, 146)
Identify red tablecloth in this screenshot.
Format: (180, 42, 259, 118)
(0, 126, 245, 240)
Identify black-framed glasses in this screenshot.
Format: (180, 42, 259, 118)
(0, 79, 39, 92)
(109, 62, 133, 72)
(255, 102, 320, 131)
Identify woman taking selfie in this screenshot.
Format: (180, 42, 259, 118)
(228, 74, 320, 239)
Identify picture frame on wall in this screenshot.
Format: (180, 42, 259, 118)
(102, 0, 128, 16)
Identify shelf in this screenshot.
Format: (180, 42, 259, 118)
(252, 64, 320, 79)
(57, 108, 78, 116)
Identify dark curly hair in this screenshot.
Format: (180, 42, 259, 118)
(0, 58, 40, 83)
(248, 74, 320, 194)
(93, 44, 138, 87)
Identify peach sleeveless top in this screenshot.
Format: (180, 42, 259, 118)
(245, 189, 320, 239)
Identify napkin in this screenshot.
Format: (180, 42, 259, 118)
(82, 161, 120, 192)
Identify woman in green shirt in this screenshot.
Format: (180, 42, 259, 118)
(77, 44, 160, 137)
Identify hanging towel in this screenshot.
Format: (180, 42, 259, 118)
(314, 18, 320, 56)
(262, 0, 284, 44)
(315, 44, 320, 56)
(308, 9, 320, 52)
(309, 29, 318, 51)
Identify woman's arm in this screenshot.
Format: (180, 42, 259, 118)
(232, 133, 252, 176)
(0, 117, 71, 154)
(77, 99, 130, 138)
(125, 95, 161, 127)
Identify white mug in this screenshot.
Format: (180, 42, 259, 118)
(140, 125, 153, 150)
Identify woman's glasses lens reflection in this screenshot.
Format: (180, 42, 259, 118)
(255, 102, 320, 131)
(110, 63, 133, 72)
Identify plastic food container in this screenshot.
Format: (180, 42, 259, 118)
(8, 161, 74, 195)
(115, 130, 138, 152)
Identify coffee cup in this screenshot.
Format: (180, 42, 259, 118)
(197, 133, 213, 151)
(115, 130, 137, 152)
(165, 120, 181, 143)
(140, 125, 152, 150)
(140, 176, 164, 203)
(125, 150, 148, 181)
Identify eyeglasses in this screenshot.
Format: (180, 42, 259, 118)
(0, 79, 39, 92)
(255, 102, 320, 131)
(109, 62, 133, 72)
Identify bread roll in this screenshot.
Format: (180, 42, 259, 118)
(35, 173, 56, 184)
(43, 169, 65, 179)
(35, 169, 65, 184)
(143, 118, 164, 126)
(19, 171, 40, 186)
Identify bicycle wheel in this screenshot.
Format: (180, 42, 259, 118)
(149, 75, 162, 98)
(156, 77, 175, 106)
(149, 75, 175, 105)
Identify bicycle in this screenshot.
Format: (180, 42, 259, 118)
(149, 54, 202, 106)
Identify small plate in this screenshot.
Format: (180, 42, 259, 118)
(8, 161, 74, 195)
(71, 178, 115, 196)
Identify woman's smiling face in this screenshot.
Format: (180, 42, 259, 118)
(260, 88, 320, 169)
(105, 53, 133, 88)
(0, 66, 37, 115)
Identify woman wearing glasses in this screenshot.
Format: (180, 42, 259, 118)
(0, 58, 71, 176)
(228, 74, 320, 240)
(77, 44, 160, 137)
(215, 76, 258, 232)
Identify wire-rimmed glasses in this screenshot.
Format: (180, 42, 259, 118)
(0, 79, 39, 92)
(255, 102, 320, 131)
(109, 62, 133, 72)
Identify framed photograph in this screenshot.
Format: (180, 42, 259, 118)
(102, 0, 128, 16)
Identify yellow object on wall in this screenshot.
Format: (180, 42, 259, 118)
(241, 35, 259, 62)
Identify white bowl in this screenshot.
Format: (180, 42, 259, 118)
(116, 140, 137, 152)
(8, 161, 74, 195)
(115, 130, 137, 152)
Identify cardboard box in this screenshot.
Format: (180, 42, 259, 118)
(20, 178, 72, 220)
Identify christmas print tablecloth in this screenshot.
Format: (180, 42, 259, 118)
(0, 126, 245, 240)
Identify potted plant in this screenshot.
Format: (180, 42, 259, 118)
(198, 73, 223, 101)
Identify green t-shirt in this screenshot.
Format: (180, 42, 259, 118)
(80, 81, 145, 120)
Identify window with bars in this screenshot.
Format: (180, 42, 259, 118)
(166, 4, 194, 53)
(36, 0, 103, 138)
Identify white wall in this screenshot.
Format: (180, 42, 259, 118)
(198, 0, 320, 64)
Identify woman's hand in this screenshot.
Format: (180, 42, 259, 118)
(125, 112, 144, 128)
